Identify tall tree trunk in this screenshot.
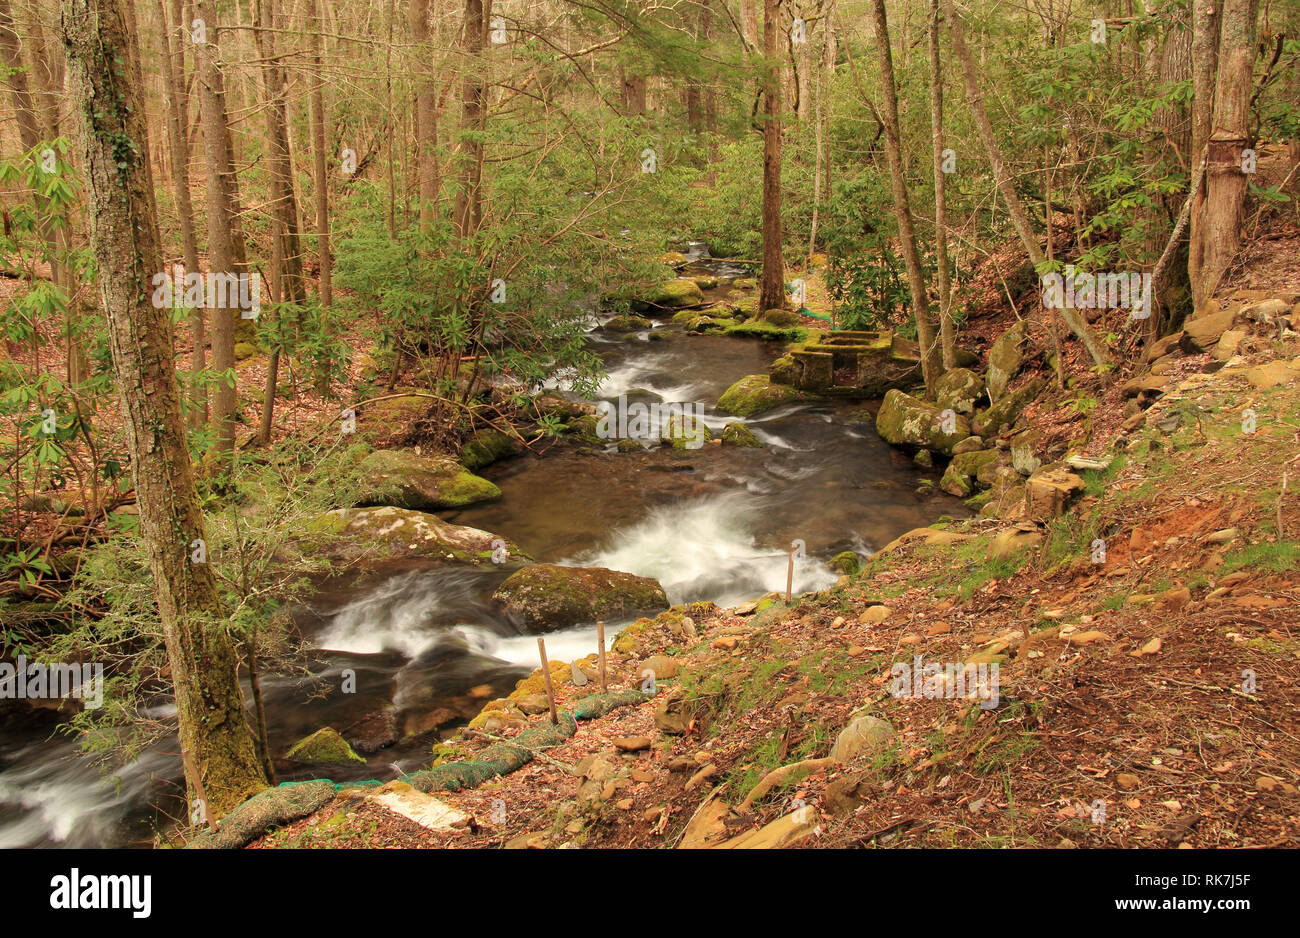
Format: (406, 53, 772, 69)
(192, 0, 244, 466)
(0, 0, 42, 154)
(453, 0, 487, 239)
(740, 0, 758, 50)
(158, 0, 207, 428)
(254, 0, 307, 445)
(942, 0, 1112, 370)
(620, 69, 647, 116)
(62, 0, 266, 819)
(411, 0, 439, 227)
(1192, 0, 1258, 308)
(1187, 0, 1220, 298)
(928, 0, 955, 369)
(2, 0, 86, 387)
(868, 0, 940, 394)
(759, 0, 785, 313)
(308, 0, 332, 379)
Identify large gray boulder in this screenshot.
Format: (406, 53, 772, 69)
(987, 321, 1027, 400)
(356, 450, 500, 510)
(874, 389, 972, 455)
(492, 564, 669, 631)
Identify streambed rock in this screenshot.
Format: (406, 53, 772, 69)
(635, 278, 705, 310)
(460, 428, 523, 472)
(940, 449, 1000, 497)
(285, 727, 366, 766)
(936, 367, 985, 415)
(721, 422, 762, 447)
(874, 388, 971, 455)
(356, 449, 500, 510)
(492, 564, 669, 631)
(717, 374, 804, 417)
(313, 506, 527, 567)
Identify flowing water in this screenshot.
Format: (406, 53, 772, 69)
(0, 259, 969, 847)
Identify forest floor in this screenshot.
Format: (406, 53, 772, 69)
(249, 225, 1300, 850)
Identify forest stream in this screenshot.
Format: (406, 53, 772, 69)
(0, 258, 970, 848)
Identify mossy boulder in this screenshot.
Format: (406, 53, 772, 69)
(717, 374, 804, 417)
(233, 341, 259, 361)
(874, 388, 972, 456)
(529, 393, 598, 420)
(939, 449, 1000, 497)
(769, 354, 800, 387)
(604, 314, 653, 332)
(643, 278, 705, 309)
(935, 368, 986, 416)
(285, 727, 366, 766)
(691, 275, 720, 289)
(723, 320, 806, 341)
(686, 315, 728, 334)
(721, 422, 762, 447)
(1009, 428, 1043, 476)
(972, 378, 1046, 438)
(987, 321, 1027, 400)
(732, 277, 758, 290)
(661, 413, 712, 450)
(313, 506, 527, 567)
(460, 428, 522, 472)
(492, 564, 669, 630)
(565, 414, 606, 446)
(357, 449, 501, 510)
(760, 307, 802, 327)
(829, 551, 860, 575)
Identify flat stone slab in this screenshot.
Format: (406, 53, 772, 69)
(367, 781, 469, 831)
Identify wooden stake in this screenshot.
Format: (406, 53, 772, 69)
(537, 637, 558, 724)
(786, 542, 796, 603)
(596, 619, 608, 693)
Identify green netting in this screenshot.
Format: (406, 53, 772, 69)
(573, 688, 650, 720)
(187, 779, 335, 850)
(406, 709, 577, 793)
(187, 690, 652, 846)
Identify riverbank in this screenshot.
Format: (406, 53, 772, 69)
(238, 228, 1300, 848)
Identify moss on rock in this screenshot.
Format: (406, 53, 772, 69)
(357, 449, 501, 510)
(874, 388, 972, 456)
(460, 428, 522, 472)
(285, 727, 366, 766)
(717, 374, 804, 417)
(315, 506, 528, 567)
(492, 564, 669, 631)
(721, 422, 762, 447)
(645, 279, 705, 308)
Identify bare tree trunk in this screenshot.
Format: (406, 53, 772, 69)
(193, 0, 246, 466)
(620, 69, 647, 116)
(759, 0, 785, 313)
(0, 0, 42, 155)
(158, 0, 207, 428)
(869, 0, 940, 394)
(63, 0, 266, 819)
(1187, 0, 1220, 298)
(411, 0, 440, 227)
(2, 0, 86, 387)
(309, 0, 331, 312)
(1192, 0, 1258, 308)
(453, 0, 486, 239)
(741, 0, 758, 50)
(942, 0, 1112, 370)
(928, 0, 954, 369)
(254, 0, 308, 445)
